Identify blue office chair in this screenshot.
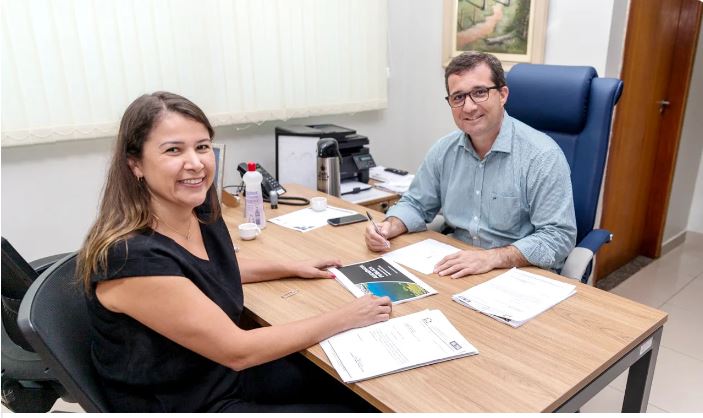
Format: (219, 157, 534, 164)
(505, 63, 623, 283)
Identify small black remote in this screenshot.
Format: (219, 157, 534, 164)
(384, 167, 408, 176)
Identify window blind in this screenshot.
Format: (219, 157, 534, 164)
(1, 0, 388, 146)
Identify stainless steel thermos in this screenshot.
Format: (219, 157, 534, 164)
(317, 138, 341, 197)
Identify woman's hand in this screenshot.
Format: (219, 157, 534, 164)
(341, 294, 392, 329)
(238, 257, 341, 283)
(291, 258, 342, 279)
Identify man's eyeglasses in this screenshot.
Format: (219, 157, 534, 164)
(445, 86, 501, 108)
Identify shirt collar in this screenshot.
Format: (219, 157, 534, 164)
(458, 110, 513, 157)
(491, 110, 513, 154)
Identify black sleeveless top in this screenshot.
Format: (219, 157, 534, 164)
(87, 207, 245, 412)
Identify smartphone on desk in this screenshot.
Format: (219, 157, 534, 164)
(327, 213, 368, 227)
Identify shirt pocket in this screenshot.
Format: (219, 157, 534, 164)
(488, 195, 521, 231)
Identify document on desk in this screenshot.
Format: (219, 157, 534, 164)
(341, 180, 372, 194)
(342, 188, 395, 204)
(369, 166, 414, 193)
(329, 257, 437, 304)
(452, 268, 576, 327)
(268, 206, 357, 232)
(340, 181, 395, 204)
(383, 239, 462, 275)
(320, 309, 478, 383)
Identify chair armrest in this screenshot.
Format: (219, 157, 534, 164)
(576, 229, 612, 253)
(30, 253, 72, 275)
(560, 229, 612, 283)
(427, 214, 446, 233)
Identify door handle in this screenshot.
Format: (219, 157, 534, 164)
(657, 100, 670, 114)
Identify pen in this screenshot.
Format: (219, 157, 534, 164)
(366, 211, 390, 249)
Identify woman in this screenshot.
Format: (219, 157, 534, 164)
(77, 91, 392, 412)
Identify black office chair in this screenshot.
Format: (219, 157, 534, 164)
(17, 253, 110, 412)
(1, 237, 69, 412)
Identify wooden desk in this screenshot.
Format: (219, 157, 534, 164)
(222, 184, 667, 413)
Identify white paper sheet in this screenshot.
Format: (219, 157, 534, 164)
(383, 239, 462, 274)
(320, 309, 478, 383)
(340, 180, 371, 194)
(369, 166, 414, 193)
(452, 268, 576, 327)
(268, 206, 357, 232)
(341, 187, 395, 204)
(369, 166, 410, 183)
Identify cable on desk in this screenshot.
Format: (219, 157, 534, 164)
(263, 196, 309, 206)
(224, 184, 309, 206)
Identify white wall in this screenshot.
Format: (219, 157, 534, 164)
(663, 22, 703, 241)
(688, 152, 703, 233)
(604, 0, 629, 79)
(3, 0, 696, 261)
(1, 138, 113, 258)
(543, 0, 617, 76)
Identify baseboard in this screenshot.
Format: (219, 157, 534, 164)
(661, 231, 686, 255)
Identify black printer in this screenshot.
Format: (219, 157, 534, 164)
(275, 124, 376, 183)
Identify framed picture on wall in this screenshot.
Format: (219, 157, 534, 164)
(442, 0, 549, 69)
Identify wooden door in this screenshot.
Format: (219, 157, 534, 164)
(596, 0, 702, 281)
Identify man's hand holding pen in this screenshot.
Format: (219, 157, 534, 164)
(364, 213, 408, 252)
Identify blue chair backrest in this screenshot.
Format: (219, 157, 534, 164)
(505, 64, 623, 244)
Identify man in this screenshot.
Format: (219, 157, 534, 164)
(365, 52, 576, 279)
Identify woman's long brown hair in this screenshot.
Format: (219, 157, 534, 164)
(77, 92, 220, 291)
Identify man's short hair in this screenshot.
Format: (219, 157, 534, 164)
(444, 51, 506, 93)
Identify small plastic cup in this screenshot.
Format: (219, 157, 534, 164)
(310, 197, 328, 212)
(238, 223, 261, 240)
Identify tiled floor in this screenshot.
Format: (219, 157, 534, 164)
(4, 233, 702, 414)
(581, 231, 703, 413)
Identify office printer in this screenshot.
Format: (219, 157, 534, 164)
(275, 124, 376, 187)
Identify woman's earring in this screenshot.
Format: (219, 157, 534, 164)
(137, 176, 144, 183)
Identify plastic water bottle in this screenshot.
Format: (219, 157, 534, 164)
(243, 162, 266, 229)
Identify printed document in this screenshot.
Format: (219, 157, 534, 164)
(340, 180, 372, 194)
(369, 166, 414, 193)
(342, 187, 394, 204)
(340, 180, 395, 204)
(452, 268, 576, 327)
(320, 309, 478, 383)
(268, 206, 357, 232)
(329, 257, 437, 304)
(384, 239, 462, 274)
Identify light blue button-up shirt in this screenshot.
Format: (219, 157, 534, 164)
(386, 111, 577, 271)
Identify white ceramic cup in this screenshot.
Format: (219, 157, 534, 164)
(238, 223, 261, 240)
(310, 196, 328, 212)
